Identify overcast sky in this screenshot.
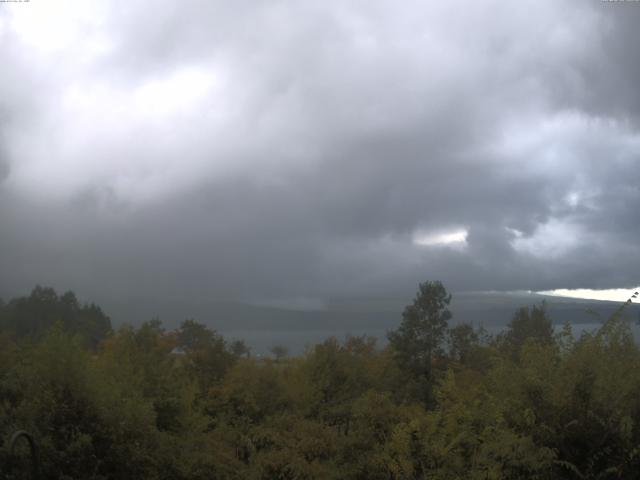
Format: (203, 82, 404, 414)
(1, 1, 640, 304)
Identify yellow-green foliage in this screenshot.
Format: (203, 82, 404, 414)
(2, 310, 640, 478)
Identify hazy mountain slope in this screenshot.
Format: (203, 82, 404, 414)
(101, 291, 640, 332)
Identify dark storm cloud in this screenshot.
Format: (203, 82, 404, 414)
(1, 0, 640, 303)
(558, 3, 640, 125)
(0, 140, 9, 182)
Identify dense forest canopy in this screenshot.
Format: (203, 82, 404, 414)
(1, 283, 640, 479)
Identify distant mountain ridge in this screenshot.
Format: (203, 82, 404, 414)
(99, 291, 640, 334)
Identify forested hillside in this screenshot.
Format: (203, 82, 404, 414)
(1, 283, 640, 479)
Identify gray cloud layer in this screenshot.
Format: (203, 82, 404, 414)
(1, 1, 640, 302)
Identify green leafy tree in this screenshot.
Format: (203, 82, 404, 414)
(270, 345, 289, 361)
(177, 319, 236, 393)
(230, 339, 251, 358)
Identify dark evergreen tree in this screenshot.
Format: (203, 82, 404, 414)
(388, 280, 451, 404)
(447, 322, 479, 364)
(0, 286, 111, 347)
(499, 302, 554, 359)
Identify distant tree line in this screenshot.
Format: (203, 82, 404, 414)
(0, 285, 111, 348)
(0, 283, 639, 479)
